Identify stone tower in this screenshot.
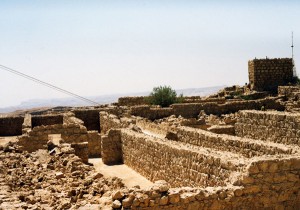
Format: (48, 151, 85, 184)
(248, 58, 293, 91)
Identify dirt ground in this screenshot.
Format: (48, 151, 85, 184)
(90, 158, 153, 189)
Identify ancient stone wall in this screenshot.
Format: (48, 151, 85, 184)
(278, 85, 300, 98)
(117, 96, 222, 106)
(207, 125, 235, 135)
(115, 129, 246, 188)
(100, 111, 133, 134)
(18, 122, 101, 158)
(131, 98, 284, 120)
(101, 129, 123, 165)
(31, 115, 63, 128)
(248, 58, 293, 91)
(0, 116, 24, 136)
(71, 142, 89, 164)
(175, 126, 295, 158)
(87, 131, 101, 158)
(235, 110, 300, 145)
(112, 156, 300, 209)
(118, 96, 149, 106)
(22, 114, 31, 134)
(73, 110, 100, 132)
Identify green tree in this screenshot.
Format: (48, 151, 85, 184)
(148, 85, 182, 107)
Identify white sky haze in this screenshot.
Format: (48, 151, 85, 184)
(0, 0, 299, 107)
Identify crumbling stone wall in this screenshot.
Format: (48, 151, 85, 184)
(100, 111, 133, 134)
(0, 116, 24, 136)
(101, 129, 123, 165)
(31, 114, 63, 128)
(130, 106, 173, 120)
(22, 114, 31, 134)
(118, 96, 149, 106)
(73, 109, 100, 132)
(278, 85, 300, 98)
(18, 122, 101, 158)
(87, 131, 101, 158)
(175, 126, 295, 158)
(113, 155, 300, 209)
(113, 129, 246, 188)
(131, 98, 284, 120)
(207, 125, 235, 135)
(71, 142, 89, 164)
(248, 58, 293, 91)
(235, 110, 300, 145)
(117, 96, 220, 106)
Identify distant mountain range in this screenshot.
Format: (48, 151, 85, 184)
(0, 86, 225, 113)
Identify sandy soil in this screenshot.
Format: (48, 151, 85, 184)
(90, 158, 153, 189)
(0, 136, 18, 146)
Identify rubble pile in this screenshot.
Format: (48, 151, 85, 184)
(0, 142, 124, 210)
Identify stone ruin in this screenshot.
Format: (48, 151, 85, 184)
(248, 58, 294, 92)
(1, 58, 300, 209)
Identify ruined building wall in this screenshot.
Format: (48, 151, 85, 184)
(105, 129, 246, 188)
(31, 115, 64, 128)
(248, 58, 293, 91)
(73, 110, 100, 132)
(175, 126, 294, 158)
(131, 98, 284, 120)
(278, 85, 300, 98)
(118, 96, 149, 106)
(100, 111, 133, 134)
(18, 122, 101, 158)
(235, 110, 300, 145)
(117, 96, 222, 107)
(113, 156, 300, 209)
(101, 129, 123, 165)
(0, 116, 24, 136)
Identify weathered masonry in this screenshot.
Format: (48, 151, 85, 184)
(100, 111, 300, 209)
(248, 58, 293, 91)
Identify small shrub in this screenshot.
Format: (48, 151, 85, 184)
(148, 85, 182, 107)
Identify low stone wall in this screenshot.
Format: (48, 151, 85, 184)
(278, 86, 300, 98)
(87, 131, 101, 158)
(112, 155, 300, 209)
(112, 129, 246, 188)
(131, 98, 284, 120)
(0, 116, 24, 136)
(171, 97, 284, 118)
(207, 125, 235, 135)
(235, 110, 300, 145)
(100, 111, 133, 134)
(71, 142, 89, 164)
(32, 115, 63, 128)
(183, 97, 226, 104)
(130, 106, 173, 121)
(118, 96, 227, 107)
(136, 118, 170, 138)
(22, 114, 31, 134)
(18, 123, 86, 152)
(73, 110, 100, 132)
(118, 96, 149, 106)
(101, 129, 123, 165)
(175, 126, 295, 158)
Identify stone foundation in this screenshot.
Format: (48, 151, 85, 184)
(235, 110, 300, 145)
(131, 97, 284, 120)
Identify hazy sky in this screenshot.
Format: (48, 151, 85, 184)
(0, 0, 299, 107)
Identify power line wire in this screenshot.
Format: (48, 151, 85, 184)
(0, 64, 100, 106)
